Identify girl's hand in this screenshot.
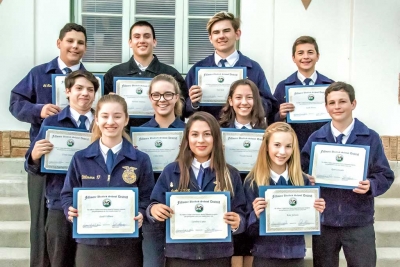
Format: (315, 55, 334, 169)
(189, 85, 202, 103)
(68, 206, 78, 222)
(150, 203, 174, 222)
(279, 103, 295, 120)
(305, 174, 316, 185)
(134, 212, 144, 228)
(314, 198, 325, 213)
(353, 180, 370, 194)
(224, 212, 241, 229)
(253, 197, 267, 218)
(32, 139, 54, 161)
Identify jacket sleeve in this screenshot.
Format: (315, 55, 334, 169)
(104, 69, 114, 95)
(301, 137, 313, 173)
(243, 179, 260, 237)
(230, 168, 247, 235)
(254, 69, 279, 125)
(9, 70, 44, 125)
(61, 155, 82, 219)
(272, 81, 286, 123)
(184, 66, 197, 117)
(137, 153, 155, 215)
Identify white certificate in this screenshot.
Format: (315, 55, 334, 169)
(76, 189, 136, 234)
(43, 129, 91, 173)
(131, 130, 183, 172)
(221, 130, 264, 172)
(169, 193, 228, 240)
(286, 85, 330, 122)
(310, 143, 369, 188)
(53, 75, 103, 109)
(264, 187, 320, 234)
(197, 67, 245, 105)
(114, 78, 153, 116)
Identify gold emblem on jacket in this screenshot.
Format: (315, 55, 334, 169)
(122, 166, 137, 184)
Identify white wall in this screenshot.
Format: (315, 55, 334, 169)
(0, 0, 70, 131)
(241, 0, 400, 135)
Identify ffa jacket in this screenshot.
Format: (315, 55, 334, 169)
(9, 57, 85, 141)
(25, 106, 90, 211)
(301, 119, 394, 227)
(185, 51, 278, 123)
(140, 116, 186, 128)
(148, 161, 247, 260)
(244, 175, 310, 259)
(61, 137, 155, 246)
(273, 71, 334, 150)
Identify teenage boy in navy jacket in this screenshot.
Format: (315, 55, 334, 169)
(301, 82, 394, 267)
(274, 36, 334, 150)
(25, 70, 98, 267)
(9, 23, 87, 267)
(185, 11, 278, 123)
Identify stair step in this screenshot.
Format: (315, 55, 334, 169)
(0, 222, 30, 248)
(0, 247, 29, 267)
(0, 159, 26, 175)
(375, 198, 400, 221)
(0, 175, 27, 197)
(0, 197, 30, 221)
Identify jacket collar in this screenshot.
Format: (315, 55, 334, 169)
(203, 51, 253, 68)
(145, 116, 185, 128)
(45, 57, 86, 74)
(58, 106, 94, 128)
(128, 55, 160, 75)
(315, 118, 370, 144)
(285, 71, 332, 85)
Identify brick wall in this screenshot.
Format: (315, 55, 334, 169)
(0, 131, 30, 157)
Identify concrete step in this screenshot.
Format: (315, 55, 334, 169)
(375, 198, 400, 221)
(0, 197, 30, 221)
(379, 161, 400, 198)
(0, 221, 30, 248)
(0, 158, 25, 175)
(0, 175, 27, 197)
(0, 247, 29, 267)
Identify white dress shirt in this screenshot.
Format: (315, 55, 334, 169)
(69, 107, 93, 130)
(57, 57, 81, 74)
(214, 50, 239, 67)
(331, 119, 355, 144)
(297, 71, 318, 85)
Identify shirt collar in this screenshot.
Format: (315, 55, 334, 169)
(297, 71, 317, 85)
(69, 107, 93, 125)
(134, 57, 153, 72)
(57, 57, 81, 74)
(99, 138, 123, 155)
(330, 119, 355, 139)
(234, 119, 253, 129)
(191, 158, 211, 170)
(214, 50, 239, 67)
(270, 166, 289, 184)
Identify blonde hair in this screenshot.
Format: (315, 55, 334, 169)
(91, 94, 131, 142)
(246, 122, 304, 187)
(206, 11, 241, 35)
(148, 74, 183, 117)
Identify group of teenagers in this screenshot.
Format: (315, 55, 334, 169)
(9, 10, 394, 267)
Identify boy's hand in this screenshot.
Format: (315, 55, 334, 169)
(68, 206, 78, 222)
(150, 203, 174, 222)
(314, 198, 326, 213)
(40, 104, 61, 118)
(353, 180, 370, 194)
(189, 85, 202, 104)
(279, 103, 295, 120)
(305, 174, 316, 185)
(31, 139, 54, 161)
(134, 212, 144, 228)
(224, 212, 241, 229)
(253, 197, 267, 219)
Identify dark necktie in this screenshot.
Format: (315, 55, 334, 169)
(276, 176, 287, 185)
(219, 59, 228, 67)
(64, 67, 72, 74)
(197, 165, 204, 189)
(304, 78, 312, 85)
(336, 133, 345, 144)
(106, 149, 115, 174)
(241, 126, 247, 129)
(78, 115, 87, 129)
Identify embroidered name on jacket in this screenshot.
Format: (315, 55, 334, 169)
(82, 175, 95, 180)
(122, 166, 137, 184)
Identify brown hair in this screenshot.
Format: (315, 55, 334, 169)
(292, 36, 319, 56)
(176, 112, 234, 194)
(206, 11, 241, 35)
(148, 74, 183, 116)
(219, 79, 266, 129)
(91, 95, 131, 142)
(59, 23, 87, 43)
(246, 122, 304, 187)
(65, 70, 99, 93)
(325, 82, 356, 104)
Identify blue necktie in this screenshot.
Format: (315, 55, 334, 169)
(336, 134, 345, 144)
(219, 59, 228, 67)
(78, 115, 87, 129)
(64, 67, 72, 74)
(197, 165, 204, 189)
(241, 126, 247, 129)
(304, 78, 312, 85)
(106, 149, 115, 174)
(276, 176, 287, 185)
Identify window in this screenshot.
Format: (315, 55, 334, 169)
(74, 0, 238, 73)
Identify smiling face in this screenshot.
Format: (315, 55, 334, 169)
(95, 102, 129, 141)
(228, 84, 254, 124)
(129, 25, 157, 59)
(57, 30, 86, 66)
(325, 90, 356, 124)
(188, 120, 214, 163)
(66, 77, 95, 113)
(149, 80, 179, 117)
(209, 19, 241, 57)
(292, 43, 319, 75)
(267, 132, 294, 174)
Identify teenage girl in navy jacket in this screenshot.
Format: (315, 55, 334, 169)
(61, 94, 154, 267)
(148, 111, 246, 267)
(244, 122, 325, 267)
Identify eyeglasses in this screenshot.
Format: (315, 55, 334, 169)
(150, 92, 176, 101)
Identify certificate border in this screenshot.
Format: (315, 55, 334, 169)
(52, 74, 104, 109)
(220, 128, 265, 173)
(40, 126, 90, 174)
(309, 142, 370, 189)
(285, 84, 331, 123)
(165, 191, 232, 243)
(258, 186, 321, 236)
(113, 77, 153, 118)
(72, 187, 139, 238)
(130, 127, 185, 172)
(195, 67, 247, 106)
